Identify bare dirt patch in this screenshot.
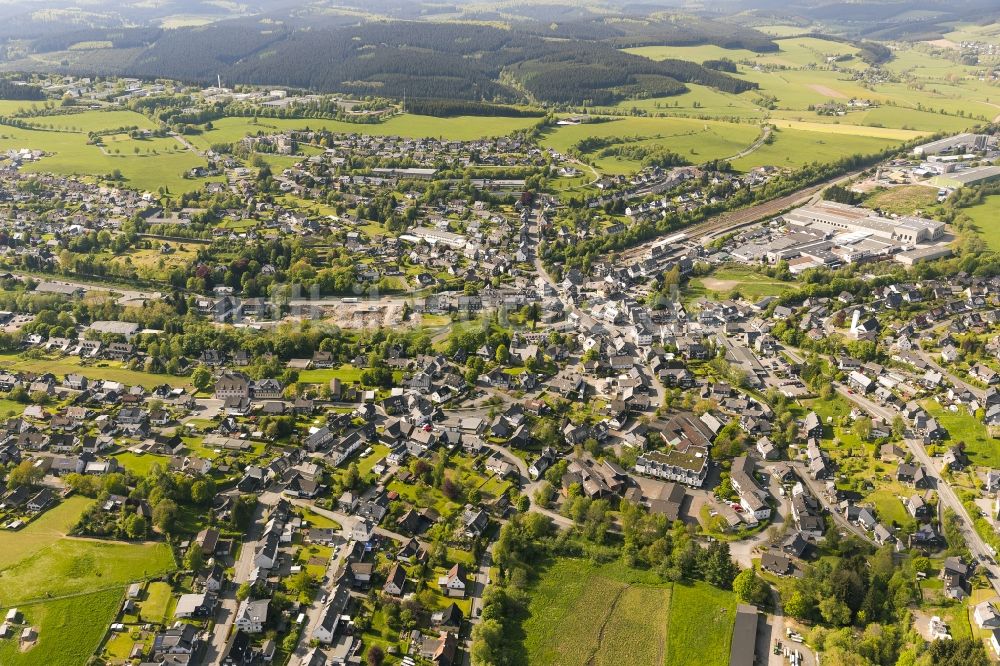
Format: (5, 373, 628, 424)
(809, 84, 847, 99)
(925, 39, 960, 50)
(699, 278, 742, 291)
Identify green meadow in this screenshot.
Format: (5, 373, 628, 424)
(540, 116, 760, 174)
(731, 127, 902, 171)
(0, 588, 124, 666)
(521, 557, 736, 666)
(185, 113, 540, 150)
(957, 194, 1000, 252)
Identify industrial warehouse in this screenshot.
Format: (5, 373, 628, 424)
(724, 201, 952, 272)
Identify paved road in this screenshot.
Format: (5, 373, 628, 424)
(836, 384, 1000, 595)
(203, 498, 269, 664)
(728, 471, 792, 568)
(914, 347, 985, 400)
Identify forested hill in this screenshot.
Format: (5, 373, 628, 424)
(12, 19, 759, 106)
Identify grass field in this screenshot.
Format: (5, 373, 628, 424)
(540, 116, 759, 174)
(732, 127, 901, 171)
(0, 496, 92, 568)
(923, 401, 1000, 468)
(0, 123, 213, 194)
(685, 267, 797, 303)
(136, 581, 173, 624)
(867, 489, 917, 531)
(864, 185, 941, 216)
(0, 352, 190, 389)
(666, 582, 739, 666)
(0, 587, 123, 666)
(958, 195, 1000, 252)
(0, 539, 176, 604)
(296, 364, 364, 384)
(521, 558, 735, 666)
(185, 113, 539, 150)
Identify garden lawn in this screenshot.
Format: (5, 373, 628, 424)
(923, 401, 1000, 468)
(136, 581, 173, 624)
(0, 587, 123, 666)
(0, 539, 176, 604)
(113, 451, 168, 476)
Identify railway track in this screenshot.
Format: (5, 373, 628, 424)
(619, 169, 865, 261)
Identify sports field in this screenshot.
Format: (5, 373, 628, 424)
(521, 558, 736, 666)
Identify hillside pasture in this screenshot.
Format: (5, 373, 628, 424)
(540, 116, 759, 174)
(731, 127, 902, 171)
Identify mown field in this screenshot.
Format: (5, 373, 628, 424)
(521, 558, 736, 666)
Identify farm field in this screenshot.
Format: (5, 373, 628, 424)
(958, 195, 1000, 252)
(521, 557, 735, 666)
(625, 35, 996, 132)
(731, 127, 901, 171)
(0, 107, 217, 194)
(766, 119, 927, 141)
(539, 116, 760, 174)
(0, 587, 123, 666)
